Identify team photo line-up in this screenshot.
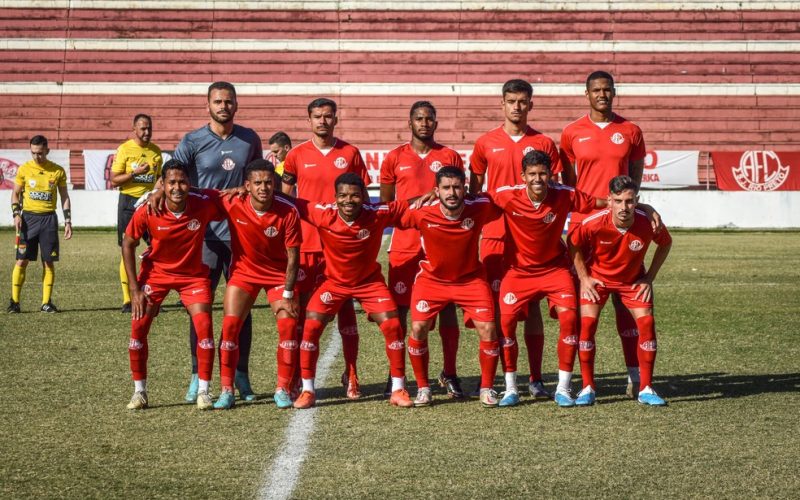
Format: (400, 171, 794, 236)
(8, 72, 672, 411)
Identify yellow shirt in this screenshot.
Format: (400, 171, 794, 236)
(14, 159, 67, 213)
(111, 139, 163, 198)
(275, 160, 285, 177)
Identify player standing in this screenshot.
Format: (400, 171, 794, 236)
(110, 114, 163, 313)
(568, 175, 671, 406)
(122, 160, 225, 410)
(469, 79, 562, 398)
(170, 81, 264, 403)
(281, 98, 371, 399)
(291, 173, 411, 409)
(8, 135, 72, 314)
(560, 70, 647, 397)
(379, 100, 465, 398)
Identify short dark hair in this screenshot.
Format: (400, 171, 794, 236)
(162, 158, 190, 180)
(410, 100, 436, 120)
(245, 158, 275, 180)
(133, 114, 152, 125)
(30, 135, 48, 148)
(335, 172, 365, 192)
(207, 81, 237, 101)
(502, 79, 533, 99)
(522, 150, 552, 173)
(586, 71, 615, 89)
(268, 131, 292, 148)
(308, 98, 337, 116)
(609, 175, 637, 195)
(435, 166, 466, 186)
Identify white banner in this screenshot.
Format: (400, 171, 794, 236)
(83, 149, 172, 190)
(641, 150, 700, 189)
(0, 149, 71, 189)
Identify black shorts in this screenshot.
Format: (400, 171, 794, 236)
(17, 211, 59, 262)
(118, 193, 149, 246)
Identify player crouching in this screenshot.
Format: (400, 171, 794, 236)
(122, 160, 225, 410)
(569, 175, 672, 406)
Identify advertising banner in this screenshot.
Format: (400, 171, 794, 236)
(641, 150, 700, 189)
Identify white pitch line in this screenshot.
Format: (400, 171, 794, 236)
(258, 328, 342, 500)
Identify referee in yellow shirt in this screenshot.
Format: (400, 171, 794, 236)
(9, 135, 72, 313)
(110, 114, 163, 313)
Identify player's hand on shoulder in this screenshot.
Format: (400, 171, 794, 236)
(411, 189, 437, 209)
(638, 203, 663, 233)
(219, 186, 246, 201)
(145, 187, 165, 215)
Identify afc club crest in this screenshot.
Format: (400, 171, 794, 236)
(461, 218, 474, 230)
(611, 133, 625, 145)
(394, 281, 408, 294)
(221, 157, 236, 171)
(187, 219, 201, 231)
(416, 300, 430, 313)
(297, 268, 306, 282)
(503, 292, 518, 305)
(523, 146, 535, 155)
(333, 157, 348, 169)
(264, 226, 278, 237)
(320, 291, 334, 304)
(429, 161, 443, 172)
(733, 151, 791, 191)
(543, 212, 556, 224)
(640, 340, 657, 351)
(357, 229, 370, 240)
(562, 335, 578, 345)
(629, 240, 644, 252)
(142, 284, 153, 295)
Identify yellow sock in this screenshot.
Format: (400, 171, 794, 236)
(11, 265, 26, 303)
(42, 265, 54, 305)
(120, 258, 131, 304)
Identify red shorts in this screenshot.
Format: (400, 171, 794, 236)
(480, 238, 507, 295)
(138, 270, 212, 307)
(499, 266, 577, 320)
(410, 272, 495, 326)
(580, 280, 654, 309)
(306, 271, 397, 317)
(296, 251, 326, 294)
(227, 274, 285, 303)
(388, 251, 423, 307)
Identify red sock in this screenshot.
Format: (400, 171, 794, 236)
(290, 308, 306, 390)
(614, 300, 640, 368)
(192, 311, 214, 381)
(129, 315, 154, 380)
(478, 340, 500, 389)
(499, 315, 519, 373)
(636, 315, 657, 391)
(338, 300, 359, 376)
(438, 325, 460, 376)
(407, 337, 429, 388)
(300, 318, 325, 380)
(219, 315, 244, 389)
(276, 317, 298, 390)
(579, 316, 599, 389)
(523, 312, 544, 381)
(380, 317, 405, 378)
(556, 309, 579, 372)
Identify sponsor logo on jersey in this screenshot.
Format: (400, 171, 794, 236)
(733, 151, 791, 191)
(28, 190, 52, 201)
(128, 338, 144, 350)
(408, 345, 428, 355)
(502, 337, 516, 347)
(416, 300, 430, 313)
(221, 157, 236, 171)
(220, 340, 238, 351)
(388, 340, 405, 350)
(562, 335, 578, 345)
(221, 150, 233, 155)
(522, 146, 535, 155)
(304, 163, 317, 168)
(333, 157, 348, 169)
(157, 225, 171, 231)
(461, 218, 474, 230)
(429, 160, 443, 172)
(142, 284, 153, 295)
(620, 328, 639, 338)
(426, 223, 440, 228)
(543, 212, 556, 224)
(399, 166, 412, 171)
(503, 292, 518, 305)
(579, 340, 594, 351)
(264, 226, 278, 237)
(578, 137, 592, 143)
(492, 279, 501, 292)
(611, 132, 625, 145)
(394, 281, 407, 294)
(512, 211, 524, 217)
(236, 218, 248, 225)
(357, 229, 370, 240)
(198, 338, 215, 350)
(279, 340, 299, 350)
(320, 291, 334, 304)
(639, 340, 657, 351)
(132, 173, 155, 184)
(300, 340, 317, 351)
(492, 148, 505, 153)
(187, 219, 201, 231)
(629, 239, 644, 251)
(600, 240, 613, 245)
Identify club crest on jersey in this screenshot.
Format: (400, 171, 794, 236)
(28, 179, 36, 188)
(503, 292, 518, 305)
(611, 132, 625, 145)
(543, 212, 556, 224)
(297, 268, 306, 282)
(187, 219, 201, 231)
(221, 157, 236, 171)
(629, 239, 644, 251)
(142, 284, 153, 295)
(334, 157, 348, 169)
(429, 160, 443, 172)
(357, 229, 370, 240)
(264, 226, 278, 237)
(320, 291, 334, 304)
(562, 335, 578, 345)
(640, 340, 657, 351)
(416, 300, 430, 313)
(492, 279, 501, 292)
(522, 146, 535, 155)
(461, 218, 474, 230)
(394, 281, 407, 295)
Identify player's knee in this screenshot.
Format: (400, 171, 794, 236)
(221, 314, 245, 342)
(557, 309, 578, 333)
(380, 316, 403, 338)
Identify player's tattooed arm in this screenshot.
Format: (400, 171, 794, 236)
(633, 240, 672, 302)
(277, 246, 300, 318)
(569, 240, 603, 303)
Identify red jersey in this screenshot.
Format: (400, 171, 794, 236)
(223, 194, 302, 284)
(399, 196, 501, 283)
(126, 189, 225, 278)
(283, 139, 370, 253)
(488, 183, 595, 271)
(469, 125, 561, 239)
(296, 199, 406, 287)
(569, 209, 672, 284)
(380, 142, 464, 254)
(559, 113, 646, 199)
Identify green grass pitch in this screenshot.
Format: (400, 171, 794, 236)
(1, 229, 798, 499)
